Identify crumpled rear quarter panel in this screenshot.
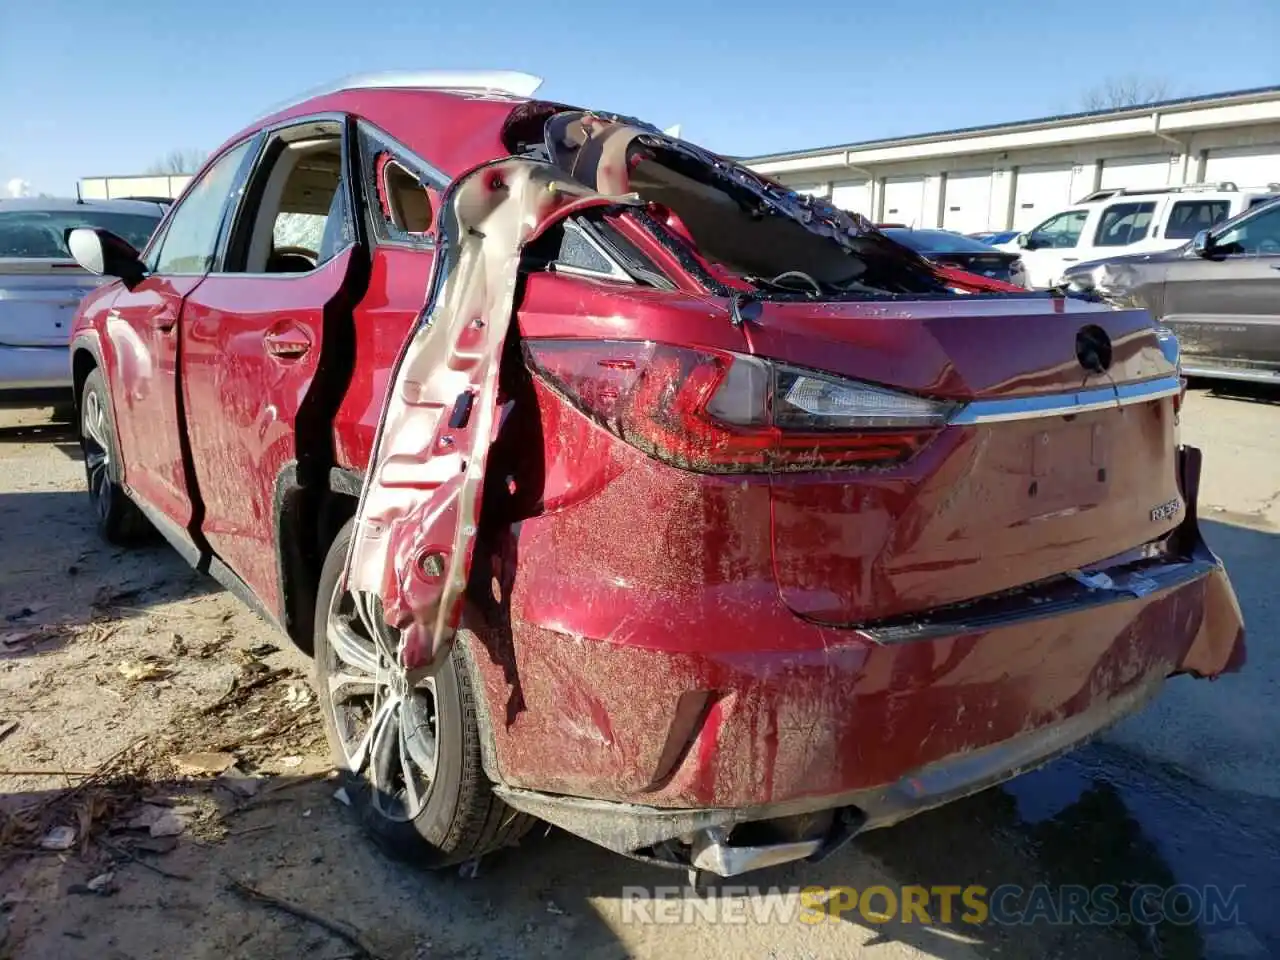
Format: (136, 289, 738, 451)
(462, 403, 1245, 808)
(345, 158, 638, 675)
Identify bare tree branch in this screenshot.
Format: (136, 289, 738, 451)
(1081, 77, 1173, 111)
(145, 148, 208, 175)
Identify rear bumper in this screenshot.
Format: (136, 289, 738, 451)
(0, 345, 71, 397)
(492, 669, 1168, 861)
(465, 445, 1244, 859)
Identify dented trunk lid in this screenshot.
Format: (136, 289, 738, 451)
(745, 294, 1186, 625)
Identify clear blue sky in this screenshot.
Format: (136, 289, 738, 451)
(3, 0, 1278, 196)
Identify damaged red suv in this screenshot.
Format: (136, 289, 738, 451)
(67, 71, 1245, 879)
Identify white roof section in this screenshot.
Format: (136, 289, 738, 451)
(746, 85, 1280, 176)
(259, 70, 544, 120)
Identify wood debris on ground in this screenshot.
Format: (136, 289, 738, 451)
(0, 653, 325, 865)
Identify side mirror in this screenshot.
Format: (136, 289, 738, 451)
(1192, 229, 1216, 259)
(1016, 232, 1034, 250)
(65, 228, 146, 289)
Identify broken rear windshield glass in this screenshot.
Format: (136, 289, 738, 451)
(543, 112, 946, 299)
(0, 210, 162, 259)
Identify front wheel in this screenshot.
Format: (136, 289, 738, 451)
(79, 368, 151, 545)
(313, 519, 532, 867)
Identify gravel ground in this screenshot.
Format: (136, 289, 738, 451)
(1, 386, 1275, 960)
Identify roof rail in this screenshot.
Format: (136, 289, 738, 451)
(259, 70, 544, 120)
(1077, 181, 1241, 203)
(117, 195, 175, 205)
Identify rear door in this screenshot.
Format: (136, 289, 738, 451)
(1082, 198, 1161, 263)
(1162, 201, 1280, 376)
(179, 117, 363, 609)
(1158, 197, 1231, 245)
(106, 142, 256, 527)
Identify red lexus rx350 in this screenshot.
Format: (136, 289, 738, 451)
(66, 71, 1244, 879)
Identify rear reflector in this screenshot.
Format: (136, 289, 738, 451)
(524, 339, 953, 473)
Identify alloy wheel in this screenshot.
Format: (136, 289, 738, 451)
(323, 585, 439, 822)
(81, 390, 112, 521)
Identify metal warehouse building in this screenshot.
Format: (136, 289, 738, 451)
(743, 85, 1280, 234)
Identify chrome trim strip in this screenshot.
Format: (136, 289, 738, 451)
(949, 375, 1182, 425)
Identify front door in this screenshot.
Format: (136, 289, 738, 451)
(1018, 208, 1090, 288)
(107, 140, 255, 526)
(1163, 202, 1280, 375)
(180, 119, 362, 609)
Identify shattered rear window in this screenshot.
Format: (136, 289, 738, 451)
(542, 112, 948, 300)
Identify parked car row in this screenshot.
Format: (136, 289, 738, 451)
(994, 182, 1279, 289)
(0, 198, 166, 406)
(1062, 195, 1280, 384)
(58, 70, 1244, 881)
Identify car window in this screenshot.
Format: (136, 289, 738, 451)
(1029, 210, 1088, 249)
(148, 141, 253, 275)
(0, 209, 161, 258)
(358, 124, 439, 248)
(224, 127, 354, 274)
(1165, 200, 1230, 240)
(1248, 196, 1279, 211)
(1214, 203, 1280, 256)
(272, 213, 327, 253)
(1094, 202, 1156, 247)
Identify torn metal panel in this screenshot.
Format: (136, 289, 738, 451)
(344, 157, 639, 679)
(544, 111, 942, 290)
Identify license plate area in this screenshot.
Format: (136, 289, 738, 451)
(1027, 418, 1110, 509)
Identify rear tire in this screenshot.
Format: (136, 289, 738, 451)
(313, 519, 533, 867)
(79, 368, 151, 545)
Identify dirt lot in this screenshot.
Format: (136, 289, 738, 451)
(1, 389, 1275, 960)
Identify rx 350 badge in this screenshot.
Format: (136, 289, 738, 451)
(1150, 498, 1182, 522)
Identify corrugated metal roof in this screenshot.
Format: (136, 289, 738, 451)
(745, 85, 1280, 164)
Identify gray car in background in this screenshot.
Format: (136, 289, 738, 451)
(0, 197, 166, 406)
(1063, 197, 1280, 384)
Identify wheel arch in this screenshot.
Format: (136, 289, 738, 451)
(70, 338, 105, 413)
(273, 463, 364, 654)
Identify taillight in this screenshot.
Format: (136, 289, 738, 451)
(523, 339, 954, 473)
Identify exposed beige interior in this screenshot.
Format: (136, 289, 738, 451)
(246, 137, 343, 272)
(382, 159, 432, 234)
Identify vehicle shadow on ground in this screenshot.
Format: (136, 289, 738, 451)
(0, 491, 220, 660)
(0, 411, 81, 461)
(1106, 517, 1280, 799)
(1, 767, 1167, 960)
(1190, 379, 1280, 407)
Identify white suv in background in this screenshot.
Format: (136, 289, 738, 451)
(999, 183, 1280, 288)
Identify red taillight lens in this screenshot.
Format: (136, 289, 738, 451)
(524, 340, 953, 473)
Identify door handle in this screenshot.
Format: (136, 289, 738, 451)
(1061, 257, 1079, 262)
(154, 310, 177, 333)
(264, 324, 312, 359)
